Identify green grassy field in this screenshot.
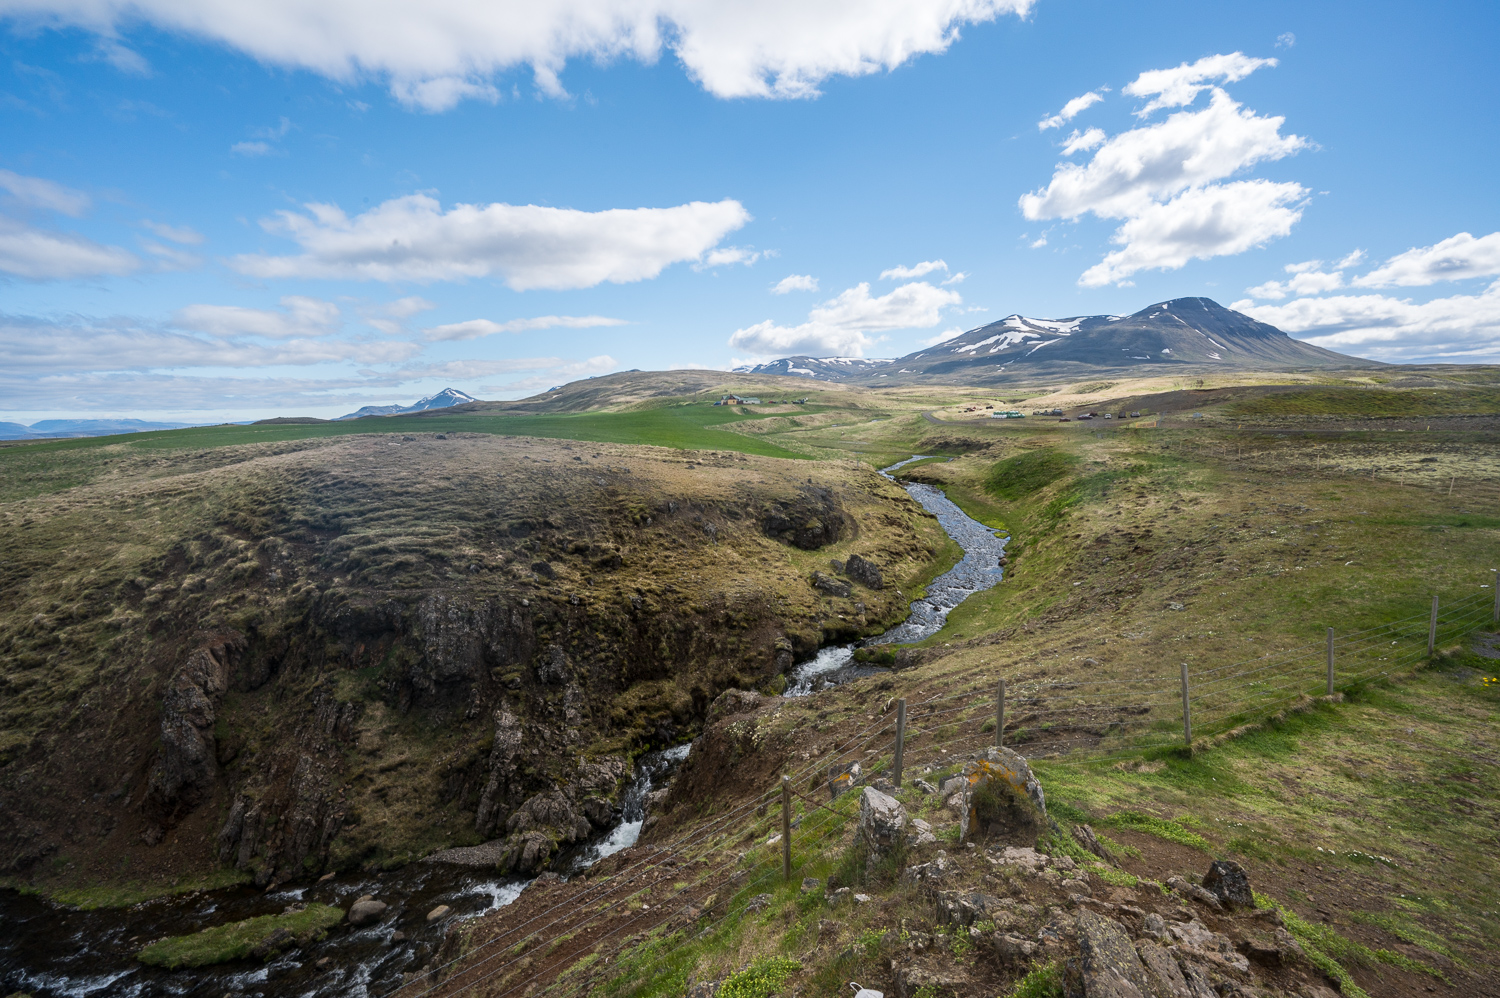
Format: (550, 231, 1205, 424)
(0, 402, 812, 463)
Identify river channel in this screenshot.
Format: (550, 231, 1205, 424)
(786, 457, 1008, 695)
(0, 459, 1002, 997)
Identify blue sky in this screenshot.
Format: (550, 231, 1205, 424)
(2, 0, 1498, 421)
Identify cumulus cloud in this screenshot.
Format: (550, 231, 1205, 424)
(772, 274, 819, 294)
(1353, 231, 1500, 288)
(0, 216, 141, 279)
(1122, 51, 1276, 116)
(941, 271, 967, 285)
(172, 296, 343, 339)
(1079, 179, 1306, 287)
(1038, 90, 1103, 130)
(1232, 280, 1500, 363)
(729, 280, 960, 357)
(1021, 58, 1307, 287)
(880, 259, 947, 280)
(1061, 127, 1105, 155)
(423, 314, 628, 341)
(1276, 32, 1295, 49)
(230, 193, 750, 288)
(920, 326, 965, 346)
(3, 0, 1033, 109)
(0, 168, 90, 215)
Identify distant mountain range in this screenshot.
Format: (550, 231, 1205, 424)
(0, 418, 194, 441)
(735, 298, 1368, 384)
(337, 388, 480, 420)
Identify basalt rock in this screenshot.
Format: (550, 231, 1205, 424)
(858, 786, 906, 864)
(761, 488, 849, 550)
(957, 745, 1048, 843)
(844, 554, 884, 590)
(1066, 910, 1152, 998)
(144, 632, 246, 827)
(1202, 859, 1254, 909)
(811, 572, 852, 598)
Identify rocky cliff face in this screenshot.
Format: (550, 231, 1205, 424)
(0, 434, 945, 896)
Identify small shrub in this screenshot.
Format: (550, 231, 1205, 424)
(717, 956, 800, 998)
(1007, 960, 1063, 998)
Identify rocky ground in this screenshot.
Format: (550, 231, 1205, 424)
(0, 432, 950, 901)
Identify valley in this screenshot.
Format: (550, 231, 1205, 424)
(1, 362, 1498, 998)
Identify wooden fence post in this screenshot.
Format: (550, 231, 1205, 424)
(1180, 663, 1192, 748)
(995, 679, 1006, 749)
(1326, 627, 1335, 695)
(1428, 595, 1439, 656)
(893, 699, 906, 788)
(781, 776, 792, 882)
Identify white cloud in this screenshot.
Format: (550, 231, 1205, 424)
(1244, 252, 1369, 300)
(1353, 231, 1500, 288)
(1020, 89, 1305, 222)
(359, 295, 437, 334)
(941, 271, 967, 285)
(230, 193, 750, 288)
(728, 280, 960, 357)
(143, 219, 204, 244)
(0, 169, 90, 215)
(0, 216, 141, 279)
(140, 239, 202, 271)
(1079, 179, 1305, 287)
(920, 326, 965, 346)
(476, 354, 619, 394)
(1276, 32, 1295, 49)
(172, 296, 342, 339)
(0, 311, 418, 376)
(1038, 90, 1103, 130)
(423, 314, 628, 341)
(231, 140, 273, 156)
(1122, 51, 1276, 116)
(695, 245, 761, 269)
(880, 259, 947, 280)
(91, 38, 151, 74)
(1061, 127, 1105, 155)
(1022, 62, 1308, 287)
(390, 77, 500, 113)
(772, 274, 819, 294)
(6, 0, 1033, 109)
(1232, 280, 1500, 363)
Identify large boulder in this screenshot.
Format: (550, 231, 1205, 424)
(347, 897, 388, 927)
(956, 746, 1047, 843)
(844, 554, 884, 590)
(1065, 910, 1151, 998)
(858, 787, 907, 863)
(1202, 859, 1254, 909)
(812, 572, 852, 598)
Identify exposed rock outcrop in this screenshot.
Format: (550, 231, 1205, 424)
(144, 633, 246, 828)
(844, 554, 884, 590)
(762, 488, 849, 550)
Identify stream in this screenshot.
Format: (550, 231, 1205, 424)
(0, 745, 691, 998)
(0, 457, 999, 996)
(786, 456, 1008, 695)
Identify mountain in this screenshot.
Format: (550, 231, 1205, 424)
(337, 388, 480, 420)
(0, 418, 193, 440)
(732, 356, 894, 381)
(738, 298, 1369, 385)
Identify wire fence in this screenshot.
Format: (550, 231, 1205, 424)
(413, 583, 1499, 998)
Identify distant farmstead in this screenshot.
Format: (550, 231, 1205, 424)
(715, 394, 762, 405)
